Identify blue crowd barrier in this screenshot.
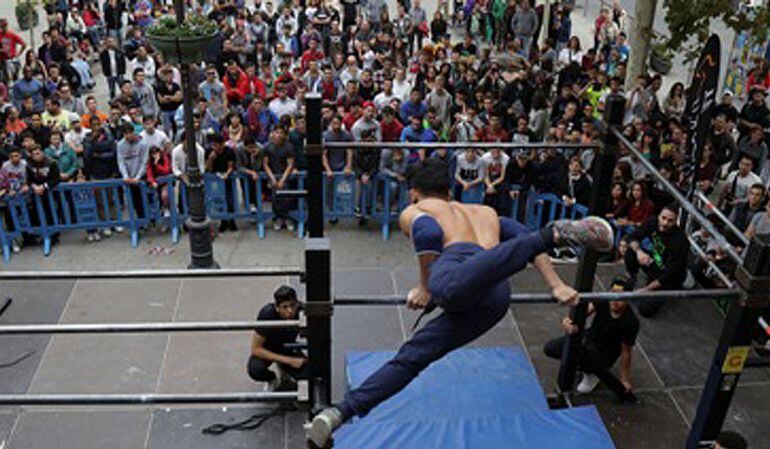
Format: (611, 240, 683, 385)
(0, 173, 590, 262)
(528, 193, 589, 231)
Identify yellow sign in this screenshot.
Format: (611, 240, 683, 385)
(721, 346, 750, 374)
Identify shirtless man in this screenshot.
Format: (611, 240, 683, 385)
(306, 160, 614, 446)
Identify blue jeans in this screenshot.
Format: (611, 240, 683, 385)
(160, 111, 176, 140)
(338, 222, 551, 418)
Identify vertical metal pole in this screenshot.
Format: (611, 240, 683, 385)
(304, 93, 332, 412)
(686, 233, 770, 448)
(305, 93, 324, 239)
(556, 94, 624, 399)
(175, 0, 217, 269)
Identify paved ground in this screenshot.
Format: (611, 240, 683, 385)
(1, 1, 763, 448)
(1, 221, 769, 448)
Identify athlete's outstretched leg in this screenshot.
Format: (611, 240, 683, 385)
(430, 217, 613, 312)
(306, 283, 511, 445)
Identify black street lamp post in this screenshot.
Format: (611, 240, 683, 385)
(174, 0, 218, 269)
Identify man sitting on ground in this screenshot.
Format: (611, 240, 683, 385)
(247, 285, 307, 390)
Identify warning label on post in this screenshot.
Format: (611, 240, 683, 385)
(722, 346, 750, 374)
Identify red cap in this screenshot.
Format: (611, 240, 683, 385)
(362, 101, 375, 109)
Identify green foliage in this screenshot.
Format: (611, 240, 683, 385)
(147, 15, 217, 39)
(15, 0, 39, 31)
(662, 0, 770, 60)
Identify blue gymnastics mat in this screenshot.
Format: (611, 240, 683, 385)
(335, 346, 615, 449)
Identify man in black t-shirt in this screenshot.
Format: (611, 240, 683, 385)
(247, 285, 307, 390)
(624, 204, 690, 317)
(544, 277, 639, 401)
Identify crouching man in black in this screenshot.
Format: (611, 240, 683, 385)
(624, 204, 689, 318)
(544, 277, 639, 401)
(247, 285, 307, 390)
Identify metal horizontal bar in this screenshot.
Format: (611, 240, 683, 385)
(274, 189, 307, 198)
(694, 191, 750, 247)
(0, 267, 303, 280)
(0, 320, 303, 335)
(612, 128, 744, 265)
(335, 288, 741, 306)
(0, 391, 299, 406)
(685, 234, 734, 288)
(324, 141, 598, 150)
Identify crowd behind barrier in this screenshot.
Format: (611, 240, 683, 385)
(0, 171, 590, 261)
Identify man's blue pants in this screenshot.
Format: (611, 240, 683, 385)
(338, 223, 551, 419)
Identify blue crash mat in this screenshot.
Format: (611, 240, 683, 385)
(344, 346, 549, 423)
(334, 405, 616, 449)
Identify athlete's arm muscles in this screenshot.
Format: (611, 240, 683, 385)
(533, 254, 579, 306)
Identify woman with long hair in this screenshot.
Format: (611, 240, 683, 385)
(606, 181, 630, 220)
(663, 82, 686, 120)
(618, 181, 655, 227)
(23, 50, 48, 80)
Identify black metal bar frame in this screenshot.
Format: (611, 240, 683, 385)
(0, 268, 303, 280)
(0, 392, 300, 406)
(333, 289, 740, 306)
(0, 320, 303, 335)
(304, 94, 333, 415)
(694, 191, 750, 248)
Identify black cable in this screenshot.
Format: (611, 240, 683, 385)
(0, 350, 35, 369)
(201, 403, 297, 435)
(0, 297, 12, 317)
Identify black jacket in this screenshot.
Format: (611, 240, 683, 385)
(627, 218, 690, 288)
(99, 49, 127, 77)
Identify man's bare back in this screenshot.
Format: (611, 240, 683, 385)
(399, 198, 501, 250)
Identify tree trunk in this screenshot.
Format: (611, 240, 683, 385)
(625, 0, 658, 90)
(540, 0, 551, 47)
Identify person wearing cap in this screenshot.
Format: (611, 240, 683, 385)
(544, 276, 639, 400)
(351, 102, 382, 142)
(247, 285, 307, 391)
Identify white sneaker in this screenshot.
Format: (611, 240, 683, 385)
(92, 232, 102, 242)
(576, 373, 600, 393)
(286, 220, 295, 232)
(86, 233, 95, 242)
(101, 228, 112, 237)
(113, 226, 125, 234)
(249, 205, 258, 214)
(273, 219, 283, 231)
(11, 241, 21, 253)
(305, 407, 343, 447)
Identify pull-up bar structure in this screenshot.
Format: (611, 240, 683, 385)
(0, 391, 303, 406)
(0, 267, 303, 280)
(0, 319, 303, 335)
(334, 288, 740, 306)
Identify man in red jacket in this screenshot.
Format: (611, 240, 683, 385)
(223, 60, 250, 107)
(380, 106, 404, 142)
(300, 38, 325, 73)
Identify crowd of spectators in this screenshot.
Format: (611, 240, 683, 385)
(0, 0, 768, 312)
